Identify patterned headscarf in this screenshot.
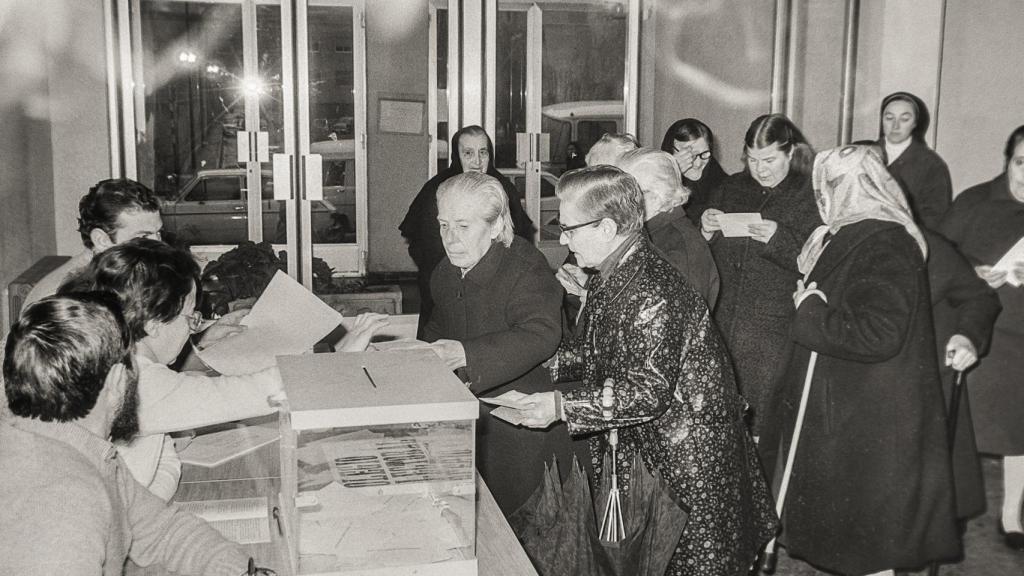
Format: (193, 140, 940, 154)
(797, 145, 927, 276)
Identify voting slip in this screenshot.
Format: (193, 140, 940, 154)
(718, 212, 764, 237)
(993, 236, 1024, 287)
(480, 391, 531, 426)
(197, 271, 342, 375)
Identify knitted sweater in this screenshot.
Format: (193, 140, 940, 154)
(0, 418, 248, 575)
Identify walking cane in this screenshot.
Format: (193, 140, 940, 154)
(760, 288, 826, 574)
(926, 368, 966, 576)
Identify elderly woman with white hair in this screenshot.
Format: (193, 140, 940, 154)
(614, 147, 720, 309)
(520, 166, 776, 576)
(423, 171, 575, 515)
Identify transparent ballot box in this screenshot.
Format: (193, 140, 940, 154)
(276, 349, 479, 576)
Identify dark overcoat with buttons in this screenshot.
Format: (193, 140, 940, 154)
(423, 236, 580, 515)
(766, 220, 959, 575)
(704, 170, 821, 436)
(555, 237, 777, 576)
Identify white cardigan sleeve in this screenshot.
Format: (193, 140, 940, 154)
(136, 358, 282, 435)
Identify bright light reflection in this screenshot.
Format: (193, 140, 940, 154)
(243, 77, 265, 96)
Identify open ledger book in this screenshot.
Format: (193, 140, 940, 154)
(177, 497, 271, 545)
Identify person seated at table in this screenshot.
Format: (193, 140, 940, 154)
(62, 238, 386, 500)
(400, 126, 536, 335)
(422, 171, 576, 515)
(1, 293, 257, 575)
(612, 147, 720, 309)
(23, 178, 163, 306)
(661, 118, 729, 226)
(584, 132, 638, 166)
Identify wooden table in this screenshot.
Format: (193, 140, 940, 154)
(154, 422, 538, 576)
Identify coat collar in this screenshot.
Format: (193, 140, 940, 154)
(645, 206, 687, 235)
(591, 235, 650, 305)
(451, 239, 509, 287)
(806, 219, 905, 281)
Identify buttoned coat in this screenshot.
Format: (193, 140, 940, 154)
(424, 236, 578, 514)
(881, 139, 953, 230)
(704, 170, 821, 435)
(768, 220, 959, 575)
(555, 238, 776, 576)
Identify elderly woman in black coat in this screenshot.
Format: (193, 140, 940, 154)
(768, 146, 959, 576)
(700, 114, 821, 439)
(519, 166, 776, 576)
(613, 147, 720, 309)
(400, 125, 536, 334)
(421, 171, 571, 515)
(877, 91, 953, 229)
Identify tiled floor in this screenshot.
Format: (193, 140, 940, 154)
(771, 457, 1024, 575)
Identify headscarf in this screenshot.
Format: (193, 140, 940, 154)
(797, 145, 927, 276)
(878, 91, 930, 143)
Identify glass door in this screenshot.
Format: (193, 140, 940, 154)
(117, 0, 366, 287)
(494, 0, 638, 247)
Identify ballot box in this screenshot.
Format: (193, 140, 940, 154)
(276, 349, 479, 576)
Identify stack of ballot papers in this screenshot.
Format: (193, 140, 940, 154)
(197, 271, 342, 375)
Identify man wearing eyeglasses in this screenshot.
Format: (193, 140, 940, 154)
(23, 178, 164, 306)
(0, 293, 253, 575)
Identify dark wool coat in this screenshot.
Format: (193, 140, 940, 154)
(423, 236, 577, 514)
(940, 174, 1024, 455)
(400, 138, 535, 335)
(646, 206, 721, 310)
(682, 156, 728, 227)
(705, 170, 821, 435)
(881, 139, 953, 230)
(768, 220, 959, 575)
(555, 238, 777, 576)
(924, 229, 1001, 519)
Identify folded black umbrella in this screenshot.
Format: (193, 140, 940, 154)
(510, 453, 688, 576)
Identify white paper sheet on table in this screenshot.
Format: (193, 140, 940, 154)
(718, 212, 764, 237)
(197, 271, 342, 375)
(992, 236, 1024, 287)
(178, 425, 280, 468)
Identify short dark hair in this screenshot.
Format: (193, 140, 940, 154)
(1004, 124, 1024, 170)
(78, 179, 161, 249)
(744, 113, 814, 178)
(4, 293, 132, 422)
(661, 118, 715, 155)
(61, 238, 200, 340)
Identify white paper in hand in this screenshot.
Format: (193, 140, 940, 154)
(992, 236, 1024, 287)
(718, 212, 764, 237)
(198, 271, 342, 374)
(479, 390, 530, 409)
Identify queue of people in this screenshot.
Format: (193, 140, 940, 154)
(1, 89, 1021, 576)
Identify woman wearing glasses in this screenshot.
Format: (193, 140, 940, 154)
(422, 172, 576, 515)
(62, 238, 385, 501)
(519, 166, 776, 576)
(700, 114, 820, 443)
(661, 118, 729, 226)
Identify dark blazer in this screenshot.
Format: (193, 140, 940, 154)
(682, 156, 728, 226)
(769, 220, 959, 575)
(925, 229, 1001, 519)
(704, 170, 821, 435)
(423, 236, 574, 514)
(645, 206, 721, 309)
(882, 139, 953, 230)
(939, 174, 1024, 454)
(555, 238, 776, 576)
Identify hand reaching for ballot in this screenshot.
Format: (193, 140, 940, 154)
(556, 262, 589, 297)
(198, 308, 250, 348)
(519, 392, 559, 429)
(337, 312, 390, 352)
(429, 339, 468, 371)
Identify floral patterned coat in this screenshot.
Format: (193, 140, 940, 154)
(553, 237, 777, 576)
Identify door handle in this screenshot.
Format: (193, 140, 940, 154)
(304, 154, 323, 202)
(273, 154, 294, 201)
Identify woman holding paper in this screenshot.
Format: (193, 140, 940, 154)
(699, 114, 820, 439)
(940, 125, 1024, 549)
(518, 166, 776, 576)
(422, 171, 577, 515)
